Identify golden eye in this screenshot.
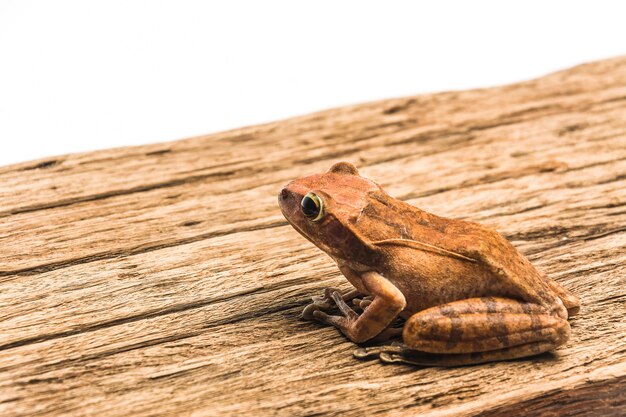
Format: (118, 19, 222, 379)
(301, 192, 324, 221)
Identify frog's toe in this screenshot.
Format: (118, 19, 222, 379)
(302, 293, 337, 320)
(379, 352, 407, 363)
(330, 291, 359, 320)
(301, 301, 333, 320)
(353, 347, 376, 359)
(310, 296, 332, 310)
(311, 309, 328, 321)
(312, 310, 350, 329)
(379, 351, 428, 366)
(322, 287, 343, 300)
(352, 298, 372, 310)
(301, 303, 319, 320)
(310, 294, 326, 303)
(353, 342, 406, 360)
(313, 298, 332, 310)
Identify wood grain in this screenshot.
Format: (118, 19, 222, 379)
(1, 57, 625, 417)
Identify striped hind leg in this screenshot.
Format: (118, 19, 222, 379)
(355, 297, 570, 366)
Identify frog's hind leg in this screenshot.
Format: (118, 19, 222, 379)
(389, 297, 569, 366)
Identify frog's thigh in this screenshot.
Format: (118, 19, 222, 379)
(403, 297, 570, 355)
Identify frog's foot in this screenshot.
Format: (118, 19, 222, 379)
(354, 342, 457, 366)
(302, 288, 361, 320)
(314, 272, 407, 343)
(312, 291, 401, 338)
(312, 290, 359, 326)
(309, 292, 402, 343)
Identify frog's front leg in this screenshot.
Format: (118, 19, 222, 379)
(312, 271, 406, 343)
(357, 297, 571, 366)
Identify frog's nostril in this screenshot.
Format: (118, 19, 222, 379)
(280, 188, 290, 201)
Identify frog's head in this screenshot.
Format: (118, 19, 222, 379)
(278, 161, 380, 262)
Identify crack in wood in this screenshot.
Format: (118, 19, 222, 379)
(0, 220, 287, 278)
(0, 287, 264, 352)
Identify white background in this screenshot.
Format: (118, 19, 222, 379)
(1, 1, 625, 167)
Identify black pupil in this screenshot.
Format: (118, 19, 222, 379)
(301, 195, 320, 218)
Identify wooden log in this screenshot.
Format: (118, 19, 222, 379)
(0, 56, 625, 417)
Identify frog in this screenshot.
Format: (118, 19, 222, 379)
(278, 161, 580, 366)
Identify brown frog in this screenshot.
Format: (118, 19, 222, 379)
(278, 162, 580, 366)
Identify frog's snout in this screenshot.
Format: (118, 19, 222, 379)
(278, 186, 295, 216)
(278, 179, 313, 217)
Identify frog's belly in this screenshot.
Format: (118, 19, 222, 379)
(381, 248, 519, 315)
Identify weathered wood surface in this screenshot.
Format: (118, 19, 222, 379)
(1, 57, 625, 417)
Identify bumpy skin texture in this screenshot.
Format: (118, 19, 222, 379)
(278, 162, 580, 366)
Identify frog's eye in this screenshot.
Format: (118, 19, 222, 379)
(301, 192, 325, 221)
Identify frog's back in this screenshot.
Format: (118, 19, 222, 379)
(369, 194, 567, 317)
